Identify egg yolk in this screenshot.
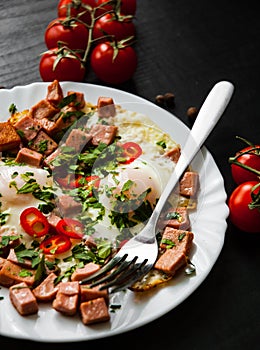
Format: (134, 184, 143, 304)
(99, 160, 162, 214)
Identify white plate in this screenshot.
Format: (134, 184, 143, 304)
(0, 82, 229, 342)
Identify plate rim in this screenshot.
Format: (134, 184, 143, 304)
(0, 81, 228, 342)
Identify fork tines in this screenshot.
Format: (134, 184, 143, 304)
(79, 254, 150, 293)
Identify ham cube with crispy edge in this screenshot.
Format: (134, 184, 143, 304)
(13, 113, 41, 141)
(71, 262, 100, 282)
(15, 147, 43, 167)
(46, 79, 64, 107)
(30, 99, 59, 120)
(97, 96, 116, 117)
(28, 130, 58, 156)
(89, 124, 118, 146)
(164, 145, 181, 163)
(67, 91, 85, 109)
(80, 297, 110, 325)
(32, 272, 59, 302)
(10, 282, 39, 316)
(52, 281, 80, 316)
(0, 121, 21, 152)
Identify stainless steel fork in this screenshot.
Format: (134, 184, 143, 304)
(79, 81, 234, 293)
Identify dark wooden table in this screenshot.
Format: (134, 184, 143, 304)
(1, 1, 260, 349)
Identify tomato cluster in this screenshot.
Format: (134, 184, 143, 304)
(39, 0, 137, 84)
(228, 136, 260, 233)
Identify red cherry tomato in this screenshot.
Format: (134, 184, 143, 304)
(121, 142, 142, 163)
(39, 47, 86, 82)
(98, 0, 137, 15)
(121, 0, 136, 15)
(90, 41, 137, 84)
(20, 207, 49, 237)
(230, 145, 260, 184)
(56, 218, 85, 239)
(45, 17, 89, 51)
(57, 0, 110, 24)
(93, 13, 135, 42)
(228, 181, 260, 233)
(40, 234, 72, 254)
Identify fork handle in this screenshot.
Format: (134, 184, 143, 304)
(150, 80, 234, 228)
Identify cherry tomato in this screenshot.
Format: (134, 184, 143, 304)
(57, 0, 109, 24)
(90, 41, 137, 84)
(20, 207, 49, 237)
(121, 142, 142, 163)
(39, 47, 86, 82)
(120, 0, 136, 16)
(45, 17, 89, 51)
(228, 181, 260, 233)
(40, 234, 72, 254)
(56, 218, 84, 239)
(93, 13, 135, 42)
(98, 0, 137, 16)
(230, 145, 260, 184)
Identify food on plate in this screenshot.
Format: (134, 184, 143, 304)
(0, 80, 199, 324)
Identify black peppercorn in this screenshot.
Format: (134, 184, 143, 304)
(155, 94, 165, 106)
(164, 92, 175, 107)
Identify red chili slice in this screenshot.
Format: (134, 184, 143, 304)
(20, 207, 49, 237)
(56, 218, 84, 239)
(121, 142, 142, 164)
(39, 234, 72, 255)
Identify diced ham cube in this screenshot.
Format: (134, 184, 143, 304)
(0, 232, 21, 258)
(97, 96, 116, 117)
(30, 99, 59, 120)
(46, 79, 64, 107)
(80, 297, 110, 325)
(164, 145, 181, 163)
(0, 257, 6, 270)
(28, 130, 58, 156)
(43, 148, 61, 170)
(52, 281, 79, 316)
(7, 249, 32, 269)
(155, 227, 194, 275)
(179, 171, 199, 197)
(89, 124, 118, 145)
(14, 113, 41, 141)
(58, 281, 80, 295)
(56, 195, 82, 216)
(0, 260, 36, 287)
(67, 91, 85, 109)
(47, 212, 62, 233)
(32, 272, 59, 302)
(0, 121, 21, 152)
(162, 207, 190, 231)
(47, 106, 78, 135)
(9, 282, 39, 316)
(15, 147, 43, 167)
(65, 129, 92, 152)
(80, 284, 109, 303)
(71, 262, 100, 282)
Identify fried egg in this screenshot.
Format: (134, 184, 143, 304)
(0, 164, 52, 242)
(88, 109, 177, 241)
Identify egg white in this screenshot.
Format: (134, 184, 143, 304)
(0, 164, 52, 243)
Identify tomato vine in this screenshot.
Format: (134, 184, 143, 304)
(39, 0, 137, 84)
